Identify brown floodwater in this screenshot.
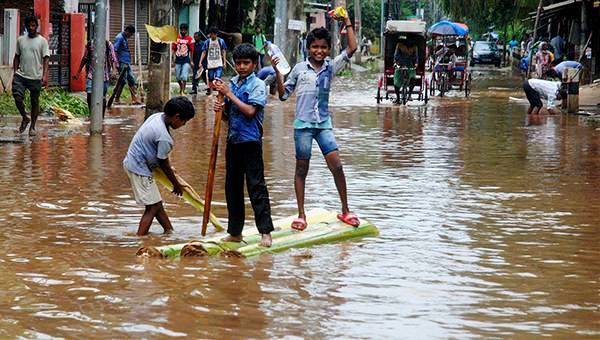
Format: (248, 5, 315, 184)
(0, 66, 599, 338)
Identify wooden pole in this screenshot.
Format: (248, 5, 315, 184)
(201, 93, 224, 236)
(527, 0, 543, 78)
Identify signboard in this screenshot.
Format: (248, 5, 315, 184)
(288, 19, 305, 31)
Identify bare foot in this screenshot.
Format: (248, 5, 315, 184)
(163, 228, 174, 234)
(28, 129, 37, 137)
(18, 116, 30, 134)
(221, 234, 243, 243)
(260, 233, 272, 247)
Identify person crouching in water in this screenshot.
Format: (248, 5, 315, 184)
(213, 43, 274, 247)
(123, 97, 195, 236)
(522, 78, 566, 115)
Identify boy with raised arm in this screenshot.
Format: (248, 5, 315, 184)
(213, 43, 274, 247)
(123, 97, 195, 236)
(273, 9, 360, 231)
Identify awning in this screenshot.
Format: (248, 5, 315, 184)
(543, 0, 581, 12)
(525, 0, 581, 20)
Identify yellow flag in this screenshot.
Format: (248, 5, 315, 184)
(145, 24, 178, 43)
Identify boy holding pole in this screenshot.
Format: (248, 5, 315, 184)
(213, 43, 274, 247)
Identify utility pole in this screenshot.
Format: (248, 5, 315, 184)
(380, 0, 385, 57)
(146, 0, 172, 117)
(286, 0, 304, 66)
(354, 0, 362, 64)
(274, 0, 287, 55)
(90, 0, 107, 134)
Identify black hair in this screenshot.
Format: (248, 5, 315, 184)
(125, 25, 136, 34)
(544, 68, 559, 80)
(24, 15, 38, 26)
(232, 43, 259, 63)
(164, 96, 196, 120)
(180, 23, 188, 30)
(208, 27, 219, 34)
(306, 27, 332, 48)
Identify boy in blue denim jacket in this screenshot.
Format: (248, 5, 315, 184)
(273, 11, 360, 231)
(214, 43, 274, 247)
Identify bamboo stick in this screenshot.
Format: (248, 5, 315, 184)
(152, 168, 224, 231)
(202, 93, 225, 236)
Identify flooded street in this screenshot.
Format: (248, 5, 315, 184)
(0, 67, 599, 338)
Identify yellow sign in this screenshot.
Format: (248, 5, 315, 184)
(145, 24, 178, 43)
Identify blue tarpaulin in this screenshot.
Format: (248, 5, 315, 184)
(428, 20, 469, 36)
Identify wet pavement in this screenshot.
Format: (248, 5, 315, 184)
(0, 65, 599, 338)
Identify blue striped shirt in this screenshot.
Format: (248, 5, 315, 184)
(281, 50, 350, 127)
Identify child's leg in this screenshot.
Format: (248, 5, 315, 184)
(316, 129, 350, 214)
(225, 143, 246, 238)
(154, 202, 174, 233)
(293, 129, 314, 222)
(294, 159, 310, 220)
(244, 143, 274, 235)
(324, 151, 350, 214)
(138, 202, 162, 236)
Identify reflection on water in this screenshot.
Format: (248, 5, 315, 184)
(0, 69, 599, 338)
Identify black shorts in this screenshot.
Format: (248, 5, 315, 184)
(523, 80, 543, 108)
(12, 74, 42, 99)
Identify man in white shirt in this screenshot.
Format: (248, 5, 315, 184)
(12, 16, 50, 136)
(523, 78, 566, 115)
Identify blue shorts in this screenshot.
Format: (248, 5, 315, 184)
(294, 128, 338, 160)
(85, 79, 109, 95)
(208, 67, 223, 81)
(175, 63, 191, 81)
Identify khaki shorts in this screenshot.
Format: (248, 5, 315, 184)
(124, 166, 162, 206)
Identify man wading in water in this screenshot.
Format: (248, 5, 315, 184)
(12, 16, 49, 136)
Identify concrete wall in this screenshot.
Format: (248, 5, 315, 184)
(0, 65, 13, 92)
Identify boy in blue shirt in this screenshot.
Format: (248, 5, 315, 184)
(214, 43, 274, 247)
(123, 97, 196, 236)
(273, 10, 360, 231)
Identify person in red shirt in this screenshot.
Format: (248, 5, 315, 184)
(172, 23, 194, 95)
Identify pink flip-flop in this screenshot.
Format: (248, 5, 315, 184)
(291, 217, 308, 231)
(337, 212, 360, 227)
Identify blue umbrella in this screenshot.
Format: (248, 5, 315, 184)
(428, 20, 469, 36)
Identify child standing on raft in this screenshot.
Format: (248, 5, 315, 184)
(123, 97, 196, 236)
(213, 43, 274, 247)
(273, 8, 360, 231)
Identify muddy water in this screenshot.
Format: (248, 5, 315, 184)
(0, 67, 599, 338)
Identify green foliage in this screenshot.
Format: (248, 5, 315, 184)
(0, 89, 89, 117)
(438, 0, 539, 38)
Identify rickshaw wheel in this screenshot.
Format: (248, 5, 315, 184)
(429, 77, 435, 96)
(439, 75, 446, 97)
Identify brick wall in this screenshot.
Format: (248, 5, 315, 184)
(0, 0, 64, 34)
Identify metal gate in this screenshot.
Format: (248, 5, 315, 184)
(48, 12, 70, 88)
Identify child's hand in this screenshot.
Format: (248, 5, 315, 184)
(214, 100, 225, 113)
(172, 182, 184, 196)
(213, 79, 230, 96)
(271, 56, 280, 69)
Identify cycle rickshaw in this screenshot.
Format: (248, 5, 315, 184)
(428, 20, 472, 97)
(375, 20, 429, 105)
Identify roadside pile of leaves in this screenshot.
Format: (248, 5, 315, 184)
(0, 89, 88, 117)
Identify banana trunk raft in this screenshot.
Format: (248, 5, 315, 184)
(137, 209, 379, 259)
